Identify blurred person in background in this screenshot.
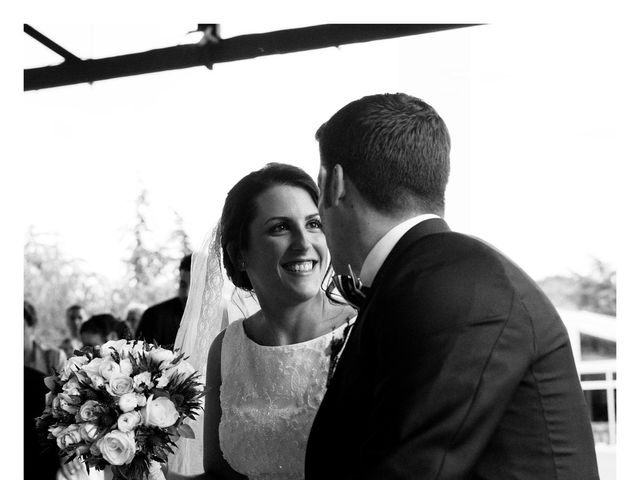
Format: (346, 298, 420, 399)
(59, 304, 87, 357)
(79, 313, 132, 348)
(123, 302, 147, 335)
(24, 300, 67, 375)
(136, 253, 191, 347)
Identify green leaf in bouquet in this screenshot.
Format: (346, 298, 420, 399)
(110, 348, 121, 363)
(98, 410, 117, 429)
(61, 448, 78, 464)
(152, 450, 169, 463)
(171, 393, 185, 407)
(151, 388, 170, 399)
(165, 425, 179, 436)
(177, 423, 195, 439)
(171, 352, 185, 365)
(44, 375, 59, 392)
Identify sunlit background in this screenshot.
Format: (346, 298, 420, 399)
(22, 22, 619, 281)
(10, 6, 639, 478)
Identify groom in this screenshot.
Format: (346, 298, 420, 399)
(305, 93, 599, 479)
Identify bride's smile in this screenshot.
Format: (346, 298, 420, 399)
(281, 259, 318, 274)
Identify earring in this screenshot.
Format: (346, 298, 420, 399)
(239, 260, 246, 270)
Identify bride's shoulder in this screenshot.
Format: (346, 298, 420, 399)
(207, 329, 226, 362)
(208, 313, 258, 359)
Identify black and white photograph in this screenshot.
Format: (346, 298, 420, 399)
(10, 3, 639, 479)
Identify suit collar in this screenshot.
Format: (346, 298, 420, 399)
(360, 214, 441, 286)
(348, 217, 450, 327)
(367, 217, 451, 296)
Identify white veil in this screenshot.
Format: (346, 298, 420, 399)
(167, 222, 260, 475)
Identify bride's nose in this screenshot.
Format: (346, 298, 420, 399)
(290, 227, 312, 251)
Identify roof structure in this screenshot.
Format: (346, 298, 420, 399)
(24, 24, 478, 91)
(558, 308, 616, 342)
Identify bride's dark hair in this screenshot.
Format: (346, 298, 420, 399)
(219, 162, 320, 291)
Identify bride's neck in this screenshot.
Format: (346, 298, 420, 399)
(256, 293, 330, 345)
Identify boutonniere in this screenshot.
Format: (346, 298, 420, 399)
(325, 320, 355, 387)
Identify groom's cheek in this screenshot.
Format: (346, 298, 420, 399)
(317, 165, 330, 204)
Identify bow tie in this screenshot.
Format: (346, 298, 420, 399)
(329, 273, 370, 310)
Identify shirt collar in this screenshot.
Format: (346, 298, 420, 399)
(359, 214, 440, 287)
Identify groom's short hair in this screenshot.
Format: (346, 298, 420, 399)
(316, 93, 450, 214)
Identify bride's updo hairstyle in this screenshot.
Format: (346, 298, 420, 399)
(219, 162, 320, 291)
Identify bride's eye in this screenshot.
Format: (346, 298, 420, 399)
(269, 223, 289, 234)
(307, 218, 323, 230)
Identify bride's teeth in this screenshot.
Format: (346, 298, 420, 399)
(285, 261, 314, 272)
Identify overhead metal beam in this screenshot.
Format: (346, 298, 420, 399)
(24, 24, 478, 91)
(24, 24, 81, 63)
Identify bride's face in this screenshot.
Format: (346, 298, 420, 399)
(242, 185, 328, 305)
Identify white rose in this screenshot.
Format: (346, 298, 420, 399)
(100, 339, 129, 359)
(82, 356, 106, 373)
(62, 376, 81, 391)
(85, 372, 105, 388)
(107, 374, 134, 397)
(169, 361, 196, 382)
(119, 341, 133, 357)
(62, 377, 81, 397)
(155, 370, 171, 389)
(118, 393, 138, 413)
(56, 424, 82, 449)
(149, 348, 175, 368)
(79, 423, 100, 442)
(49, 425, 66, 438)
(119, 358, 133, 376)
(97, 430, 136, 465)
(130, 341, 145, 357)
(81, 357, 107, 387)
(132, 372, 153, 392)
(99, 360, 121, 380)
(78, 400, 102, 422)
(117, 411, 142, 433)
(59, 390, 82, 403)
(60, 356, 89, 381)
(141, 395, 179, 428)
(58, 394, 80, 415)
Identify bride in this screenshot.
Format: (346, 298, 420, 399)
(167, 163, 355, 480)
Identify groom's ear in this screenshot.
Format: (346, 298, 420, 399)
(322, 164, 346, 208)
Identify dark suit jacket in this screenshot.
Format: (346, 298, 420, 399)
(136, 296, 185, 347)
(24, 366, 60, 480)
(306, 219, 599, 479)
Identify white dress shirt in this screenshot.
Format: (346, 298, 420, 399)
(359, 214, 441, 287)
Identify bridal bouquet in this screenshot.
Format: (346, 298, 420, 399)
(36, 339, 205, 480)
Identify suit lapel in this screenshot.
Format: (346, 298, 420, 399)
(329, 218, 451, 382)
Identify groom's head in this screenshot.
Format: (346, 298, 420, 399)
(316, 93, 451, 272)
(317, 92, 450, 216)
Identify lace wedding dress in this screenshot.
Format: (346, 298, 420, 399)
(219, 319, 351, 480)
(167, 224, 351, 478)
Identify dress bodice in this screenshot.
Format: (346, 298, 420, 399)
(219, 318, 351, 480)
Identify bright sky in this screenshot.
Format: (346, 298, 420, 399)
(20, 20, 624, 282)
(6, 3, 640, 475)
